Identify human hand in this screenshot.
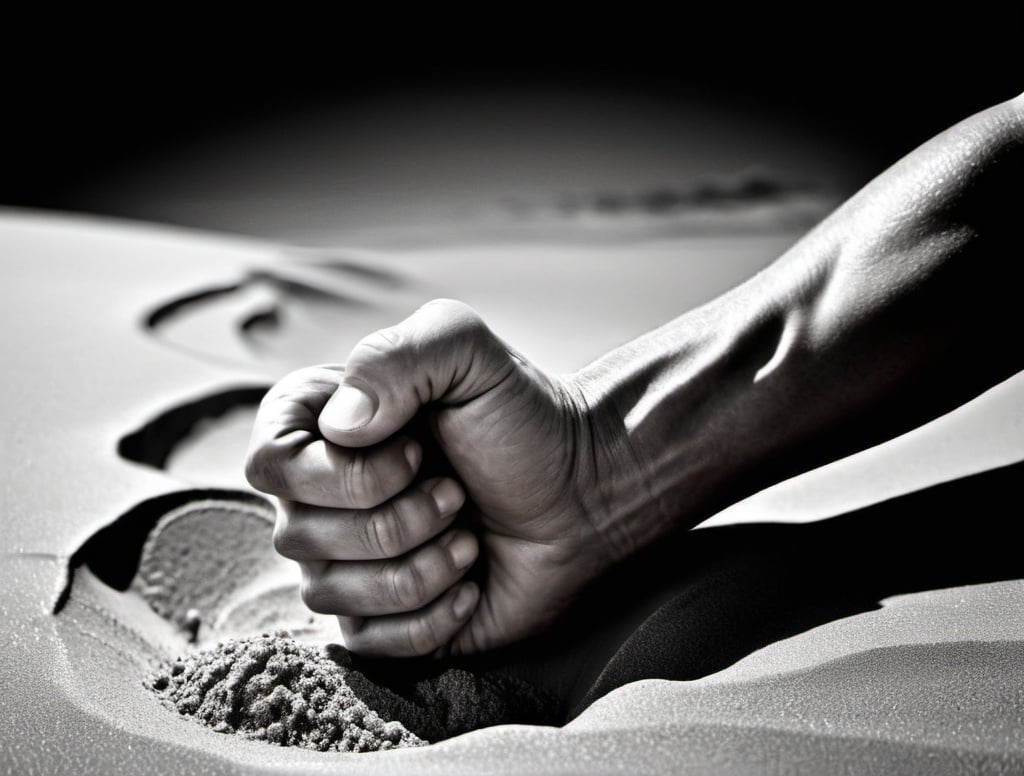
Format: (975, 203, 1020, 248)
(246, 299, 640, 657)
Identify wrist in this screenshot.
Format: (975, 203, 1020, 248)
(569, 290, 787, 552)
(564, 319, 726, 559)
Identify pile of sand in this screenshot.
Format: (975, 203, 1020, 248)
(148, 633, 557, 752)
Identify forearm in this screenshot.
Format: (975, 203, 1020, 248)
(575, 95, 1024, 553)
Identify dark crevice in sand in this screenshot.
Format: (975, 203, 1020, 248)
(143, 268, 373, 333)
(56, 488, 272, 613)
(142, 263, 394, 367)
(556, 459, 1024, 717)
(446, 460, 1024, 722)
(118, 386, 269, 471)
(144, 282, 243, 329)
(144, 265, 377, 339)
(239, 307, 279, 333)
(347, 654, 563, 742)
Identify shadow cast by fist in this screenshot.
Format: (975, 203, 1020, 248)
(445, 459, 1024, 721)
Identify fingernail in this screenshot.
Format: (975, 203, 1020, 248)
(431, 479, 463, 517)
(321, 384, 375, 432)
(452, 584, 477, 619)
(404, 441, 421, 471)
(446, 532, 477, 570)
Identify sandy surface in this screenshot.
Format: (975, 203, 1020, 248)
(2, 209, 1024, 774)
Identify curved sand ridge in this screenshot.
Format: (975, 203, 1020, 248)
(131, 498, 557, 749)
(6, 212, 1024, 775)
(132, 499, 282, 638)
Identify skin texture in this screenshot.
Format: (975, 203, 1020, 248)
(246, 304, 623, 656)
(247, 93, 1024, 658)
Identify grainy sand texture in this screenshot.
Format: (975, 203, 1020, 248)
(3, 209, 1024, 775)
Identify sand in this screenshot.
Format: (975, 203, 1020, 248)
(129, 500, 559, 752)
(149, 635, 423, 751)
(148, 634, 557, 751)
(115, 491, 557, 751)
(3, 210, 1024, 775)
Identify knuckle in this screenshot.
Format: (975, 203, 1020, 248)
(388, 562, 426, 610)
(341, 455, 365, 508)
(300, 577, 329, 613)
(420, 297, 470, 318)
(341, 628, 368, 654)
(276, 365, 341, 393)
(417, 299, 498, 372)
(244, 446, 274, 491)
(344, 455, 382, 510)
(453, 307, 493, 350)
(272, 520, 306, 560)
(368, 506, 404, 558)
(412, 486, 438, 522)
(354, 327, 403, 358)
(406, 617, 440, 656)
(245, 440, 302, 496)
(422, 298, 486, 335)
(271, 521, 293, 557)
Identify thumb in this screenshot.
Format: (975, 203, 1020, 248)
(318, 299, 514, 447)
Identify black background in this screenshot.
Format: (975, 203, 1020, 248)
(3, 14, 1021, 216)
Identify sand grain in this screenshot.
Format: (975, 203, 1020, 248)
(148, 633, 559, 753)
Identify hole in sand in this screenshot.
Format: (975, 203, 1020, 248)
(60, 491, 560, 753)
(61, 489, 275, 601)
(145, 257, 410, 370)
(117, 386, 269, 488)
(60, 460, 1024, 756)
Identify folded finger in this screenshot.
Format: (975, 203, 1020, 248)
(246, 366, 422, 509)
(337, 581, 480, 658)
(299, 529, 479, 617)
(273, 477, 465, 561)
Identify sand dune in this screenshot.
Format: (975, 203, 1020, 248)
(3, 209, 1024, 774)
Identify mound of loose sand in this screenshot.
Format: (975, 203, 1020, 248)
(148, 633, 558, 752)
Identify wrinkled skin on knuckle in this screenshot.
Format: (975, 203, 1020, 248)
(246, 433, 312, 497)
(280, 365, 342, 391)
(369, 507, 404, 558)
(388, 561, 426, 610)
(352, 326, 404, 361)
(341, 454, 379, 511)
(244, 445, 274, 492)
(346, 327, 416, 395)
(261, 368, 338, 420)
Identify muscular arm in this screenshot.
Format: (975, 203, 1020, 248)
(248, 94, 1024, 657)
(579, 93, 1024, 556)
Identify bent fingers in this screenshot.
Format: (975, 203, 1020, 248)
(337, 582, 480, 657)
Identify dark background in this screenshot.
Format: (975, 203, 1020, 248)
(3, 16, 1021, 223)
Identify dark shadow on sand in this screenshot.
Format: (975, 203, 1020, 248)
(358, 459, 1024, 724)
(118, 386, 269, 471)
(56, 488, 274, 613)
(64, 415, 1024, 736)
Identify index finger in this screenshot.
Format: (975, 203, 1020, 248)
(245, 366, 421, 509)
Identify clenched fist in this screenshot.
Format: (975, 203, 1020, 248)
(246, 299, 636, 657)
